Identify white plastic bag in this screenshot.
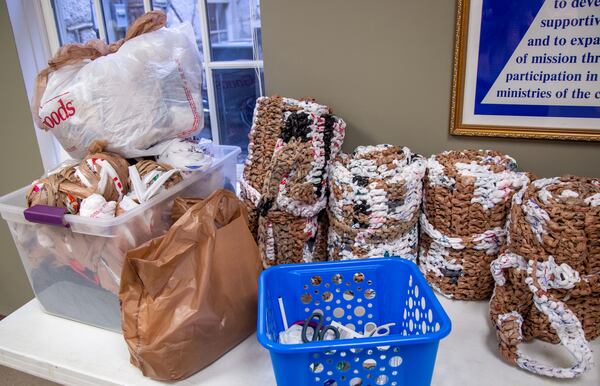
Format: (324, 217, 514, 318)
(34, 11, 204, 159)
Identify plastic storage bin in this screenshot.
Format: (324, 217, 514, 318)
(0, 145, 240, 331)
(258, 258, 451, 386)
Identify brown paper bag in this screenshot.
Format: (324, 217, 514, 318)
(120, 189, 261, 381)
(170, 197, 205, 223)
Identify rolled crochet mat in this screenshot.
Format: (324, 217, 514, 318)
(419, 149, 528, 300)
(328, 145, 425, 261)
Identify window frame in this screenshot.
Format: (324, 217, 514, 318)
(8, 0, 263, 172)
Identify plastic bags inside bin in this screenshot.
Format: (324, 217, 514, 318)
(26, 141, 187, 217)
(120, 189, 262, 380)
(26, 142, 130, 215)
(32, 11, 204, 159)
(125, 159, 182, 205)
(10, 220, 126, 297)
(155, 138, 214, 172)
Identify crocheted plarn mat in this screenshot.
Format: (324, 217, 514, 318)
(489, 176, 600, 378)
(419, 149, 528, 300)
(327, 144, 425, 261)
(240, 96, 345, 267)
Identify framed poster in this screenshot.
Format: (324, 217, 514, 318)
(450, 0, 600, 141)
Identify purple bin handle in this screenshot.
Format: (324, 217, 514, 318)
(24, 205, 69, 227)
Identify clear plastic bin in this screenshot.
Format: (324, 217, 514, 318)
(0, 145, 240, 331)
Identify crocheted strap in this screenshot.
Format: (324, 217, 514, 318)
(240, 177, 262, 206)
(493, 253, 594, 378)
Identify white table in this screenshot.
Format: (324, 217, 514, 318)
(0, 298, 598, 386)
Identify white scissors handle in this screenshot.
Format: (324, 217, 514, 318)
(331, 321, 365, 339)
(364, 322, 396, 337)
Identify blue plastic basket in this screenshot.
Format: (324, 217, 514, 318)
(258, 258, 451, 386)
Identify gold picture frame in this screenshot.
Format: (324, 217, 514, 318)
(449, 0, 600, 141)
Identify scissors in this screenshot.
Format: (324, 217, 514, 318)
(363, 322, 395, 337)
(301, 312, 341, 343)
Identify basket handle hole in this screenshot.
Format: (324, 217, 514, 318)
(310, 362, 324, 374)
(363, 358, 377, 370)
(336, 361, 350, 372)
(350, 378, 363, 386)
(365, 289, 376, 300)
(332, 274, 343, 284)
(343, 290, 355, 301)
(354, 272, 365, 283)
(389, 356, 403, 367)
(301, 293, 312, 304)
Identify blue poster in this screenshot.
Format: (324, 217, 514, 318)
(475, 0, 600, 118)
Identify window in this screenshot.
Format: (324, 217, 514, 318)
(101, 0, 145, 43)
(9, 0, 263, 170)
(208, 2, 228, 43)
(51, 0, 99, 44)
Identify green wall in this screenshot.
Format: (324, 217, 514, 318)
(0, 2, 43, 315)
(260, 0, 599, 177)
